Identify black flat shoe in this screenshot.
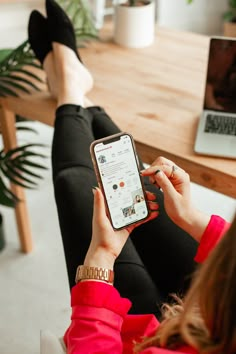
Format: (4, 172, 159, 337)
(28, 10, 52, 64)
(45, 0, 82, 62)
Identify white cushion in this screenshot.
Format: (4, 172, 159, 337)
(40, 330, 66, 354)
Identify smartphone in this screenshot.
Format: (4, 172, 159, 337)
(90, 132, 149, 230)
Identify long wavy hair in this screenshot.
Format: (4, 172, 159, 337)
(135, 213, 236, 353)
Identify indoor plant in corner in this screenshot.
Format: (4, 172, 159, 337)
(0, 0, 97, 251)
(114, 0, 155, 48)
(0, 136, 47, 252)
(0, 45, 48, 252)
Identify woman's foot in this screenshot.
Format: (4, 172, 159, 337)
(45, 0, 82, 62)
(28, 10, 51, 64)
(52, 42, 93, 107)
(28, 10, 58, 98)
(28, 4, 93, 105)
(45, 0, 93, 106)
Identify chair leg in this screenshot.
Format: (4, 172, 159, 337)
(0, 106, 33, 253)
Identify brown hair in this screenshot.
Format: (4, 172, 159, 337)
(135, 213, 236, 353)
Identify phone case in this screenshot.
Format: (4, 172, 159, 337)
(90, 132, 149, 230)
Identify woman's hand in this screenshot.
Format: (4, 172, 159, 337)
(141, 156, 210, 242)
(84, 188, 159, 270)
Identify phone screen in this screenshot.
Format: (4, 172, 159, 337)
(91, 133, 149, 230)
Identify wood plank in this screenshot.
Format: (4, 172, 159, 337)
(83, 27, 236, 198)
(0, 106, 33, 252)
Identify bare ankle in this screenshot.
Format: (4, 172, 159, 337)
(52, 43, 94, 97)
(57, 84, 85, 107)
(43, 52, 58, 98)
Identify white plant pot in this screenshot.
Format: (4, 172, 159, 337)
(114, 1, 155, 48)
(157, 0, 228, 35)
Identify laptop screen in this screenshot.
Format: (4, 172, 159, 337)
(203, 37, 236, 114)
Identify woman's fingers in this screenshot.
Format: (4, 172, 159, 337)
(134, 208, 159, 228)
(145, 190, 159, 210)
(92, 187, 109, 225)
(142, 160, 189, 194)
(142, 156, 185, 180)
(149, 156, 184, 171)
(148, 200, 159, 211)
(153, 169, 178, 199)
(142, 163, 185, 180)
(145, 190, 158, 201)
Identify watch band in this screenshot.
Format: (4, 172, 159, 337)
(75, 265, 114, 284)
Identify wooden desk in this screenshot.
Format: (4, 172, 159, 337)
(0, 26, 235, 252)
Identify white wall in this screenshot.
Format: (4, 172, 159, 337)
(0, 0, 44, 49)
(157, 0, 228, 35)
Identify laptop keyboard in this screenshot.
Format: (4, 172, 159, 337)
(204, 114, 236, 136)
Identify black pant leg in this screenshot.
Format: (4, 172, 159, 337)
(52, 104, 96, 287)
(88, 105, 146, 170)
(130, 181, 198, 301)
(52, 104, 197, 318)
(52, 104, 163, 318)
(88, 106, 121, 139)
(52, 104, 95, 178)
(89, 105, 198, 298)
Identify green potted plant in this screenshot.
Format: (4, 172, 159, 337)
(0, 0, 97, 98)
(223, 0, 236, 36)
(0, 45, 49, 252)
(114, 0, 155, 48)
(0, 0, 97, 251)
(0, 122, 48, 252)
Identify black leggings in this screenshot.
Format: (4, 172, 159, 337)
(52, 104, 198, 319)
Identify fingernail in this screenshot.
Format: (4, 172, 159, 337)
(92, 186, 97, 194)
(155, 169, 161, 175)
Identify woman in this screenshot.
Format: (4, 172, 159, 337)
(28, 1, 234, 352)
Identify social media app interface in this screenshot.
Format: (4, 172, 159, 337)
(94, 134, 148, 229)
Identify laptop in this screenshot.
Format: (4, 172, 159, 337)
(194, 36, 236, 159)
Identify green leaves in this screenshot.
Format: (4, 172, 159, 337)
(127, 0, 152, 6)
(128, 0, 137, 6)
(0, 41, 42, 98)
(58, 0, 98, 42)
(229, 0, 236, 8)
(0, 49, 13, 62)
(224, 0, 236, 22)
(0, 0, 97, 207)
(0, 0, 98, 98)
(0, 142, 48, 208)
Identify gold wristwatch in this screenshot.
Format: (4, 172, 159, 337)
(75, 265, 114, 284)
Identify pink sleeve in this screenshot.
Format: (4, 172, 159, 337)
(64, 281, 131, 354)
(194, 215, 230, 263)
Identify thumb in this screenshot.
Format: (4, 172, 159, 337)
(92, 187, 107, 222)
(154, 170, 177, 199)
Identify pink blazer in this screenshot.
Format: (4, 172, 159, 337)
(64, 215, 230, 354)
